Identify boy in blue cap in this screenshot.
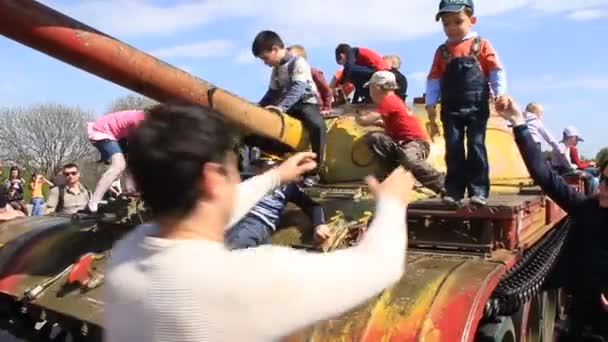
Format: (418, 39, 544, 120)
(425, 0, 508, 207)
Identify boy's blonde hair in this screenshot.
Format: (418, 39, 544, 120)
(383, 55, 401, 69)
(287, 44, 307, 60)
(525, 102, 544, 114)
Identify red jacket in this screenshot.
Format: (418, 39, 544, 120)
(569, 146, 592, 169)
(355, 47, 389, 71)
(311, 68, 333, 111)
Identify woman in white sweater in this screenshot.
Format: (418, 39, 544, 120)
(105, 103, 413, 342)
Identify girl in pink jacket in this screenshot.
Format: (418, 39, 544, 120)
(87, 110, 146, 213)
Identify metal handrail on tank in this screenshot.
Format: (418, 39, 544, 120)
(0, 0, 307, 150)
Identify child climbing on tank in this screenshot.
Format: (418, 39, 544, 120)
(225, 156, 332, 249)
(334, 43, 389, 104)
(252, 30, 326, 186)
(86, 109, 145, 213)
(357, 71, 445, 196)
(288, 45, 333, 115)
(425, 0, 507, 207)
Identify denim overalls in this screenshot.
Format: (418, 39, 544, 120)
(439, 37, 490, 200)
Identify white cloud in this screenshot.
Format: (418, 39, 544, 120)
(38, 0, 608, 43)
(234, 49, 255, 64)
(408, 72, 427, 83)
(40, 0, 254, 37)
(149, 40, 234, 58)
(567, 8, 608, 21)
(515, 74, 608, 91)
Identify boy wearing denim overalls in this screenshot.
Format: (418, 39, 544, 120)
(425, 0, 507, 206)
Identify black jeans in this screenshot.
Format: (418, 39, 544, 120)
(347, 66, 376, 104)
(441, 110, 490, 199)
(288, 103, 327, 169)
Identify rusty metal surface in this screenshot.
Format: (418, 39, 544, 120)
(0, 216, 108, 324)
(285, 252, 516, 342)
(408, 194, 543, 219)
(0, 0, 306, 149)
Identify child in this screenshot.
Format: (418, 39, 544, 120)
(551, 126, 599, 195)
(87, 109, 145, 212)
(357, 71, 445, 195)
(522, 102, 562, 152)
(252, 30, 326, 186)
(225, 157, 331, 249)
(288, 44, 333, 115)
(425, 0, 507, 206)
(383, 54, 408, 101)
(335, 43, 389, 104)
(29, 173, 52, 216)
(4, 166, 27, 215)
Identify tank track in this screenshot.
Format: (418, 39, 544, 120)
(483, 219, 572, 318)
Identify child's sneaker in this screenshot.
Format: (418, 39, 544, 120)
(302, 174, 320, 187)
(470, 196, 488, 206)
(442, 196, 462, 207)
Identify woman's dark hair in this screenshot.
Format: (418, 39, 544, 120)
(9, 166, 20, 179)
(127, 103, 237, 218)
(251, 30, 284, 57)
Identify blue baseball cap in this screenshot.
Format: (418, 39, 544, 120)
(435, 0, 474, 21)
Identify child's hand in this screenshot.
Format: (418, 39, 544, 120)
(495, 96, 525, 125)
(425, 105, 437, 121)
(427, 122, 441, 141)
(494, 95, 510, 112)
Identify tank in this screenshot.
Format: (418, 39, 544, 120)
(0, 1, 574, 341)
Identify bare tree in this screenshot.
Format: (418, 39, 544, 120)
(0, 103, 96, 175)
(107, 94, 157, 113)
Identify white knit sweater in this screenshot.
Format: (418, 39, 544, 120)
(104, 170, 407, 342)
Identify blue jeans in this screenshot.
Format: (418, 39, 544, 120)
(31, 197, 44, 216)
(583, 167, 600, 178)
(225, 215, 272, 250)
(441, 112, 490, 199)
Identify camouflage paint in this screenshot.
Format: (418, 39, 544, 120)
(283, 253, 516, 342)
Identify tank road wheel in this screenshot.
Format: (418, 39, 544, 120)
(476, 317, 517, 342)
(525, 293, 543, 342)
(540, 290, 558, 342)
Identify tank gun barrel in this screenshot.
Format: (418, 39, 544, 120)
(0, 0, 305, 149)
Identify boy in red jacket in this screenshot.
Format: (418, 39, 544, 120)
(357, 71, 445, 195)
(335, 44, 389, 104)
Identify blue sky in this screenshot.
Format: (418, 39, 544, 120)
(1, 0, 607, 157)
